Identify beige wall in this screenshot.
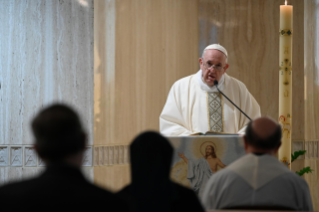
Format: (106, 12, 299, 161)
(305, 0, 319, 141)
(92, 0, 317, 208)
(94, 0, 199, 190)
(199, 0, 304, 139)
(93, 0, 311, 190)
(303, 0, 319, 210)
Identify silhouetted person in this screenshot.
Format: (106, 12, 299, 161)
(201, 117, 313, 211)
(0, 104, 128, 211)
(117, 131, 204, 212)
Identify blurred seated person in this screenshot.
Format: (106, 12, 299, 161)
(117, 131, 205, 212)
(201, 117, 313, 211)
(0, 104, 128, 211)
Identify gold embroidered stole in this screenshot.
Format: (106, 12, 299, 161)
(207, 92, 224, 132)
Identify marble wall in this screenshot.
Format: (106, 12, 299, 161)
(0, 0, 94, 184)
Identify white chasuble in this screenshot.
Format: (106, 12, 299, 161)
(201, 154, 313, 211)
(160, 71, 261, 136)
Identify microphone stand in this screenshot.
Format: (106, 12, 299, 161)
(214, 80, 252, 121)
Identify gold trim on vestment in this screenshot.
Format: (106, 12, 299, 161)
(207, 92, 223, 132)
(222, 76, 226, 132)
(221, 94, 225, 132)
(206, 92, 210, 130)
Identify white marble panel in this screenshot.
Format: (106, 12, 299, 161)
(0, 0, 94, 182)
(22, 167, 40, 180)
(38, 158, 46, 167)
(0, 146, 9, 166)
(10, 146, 22, 166)
(81, 167, 94, 183)
(24, 146, 37, 167)
(7, 167, 23, 184)
(0, 0, 94, 145)
(0, 167, 9, 185)
(82, 146, 92, 167)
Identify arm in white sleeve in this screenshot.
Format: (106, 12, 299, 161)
(160, 84, 193, 136)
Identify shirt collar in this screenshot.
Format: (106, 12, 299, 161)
(196, 69, 225, 92)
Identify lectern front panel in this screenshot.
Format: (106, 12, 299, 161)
(167, 135, 245, 197)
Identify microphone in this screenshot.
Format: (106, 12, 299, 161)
(214, 80, 252, 121)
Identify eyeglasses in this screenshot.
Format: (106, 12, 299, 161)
(202, 61, 224, 71)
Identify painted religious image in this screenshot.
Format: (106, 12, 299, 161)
(168, 136, 245, 197)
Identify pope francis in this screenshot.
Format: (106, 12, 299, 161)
(160, 44, 261, 136)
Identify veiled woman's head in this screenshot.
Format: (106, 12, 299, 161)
(130, 131, 173, 181)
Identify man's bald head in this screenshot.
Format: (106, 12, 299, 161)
(253, 117, 279, 139)
(245, 117, 282, 150)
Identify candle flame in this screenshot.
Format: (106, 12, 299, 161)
(285, 0, 287, 5)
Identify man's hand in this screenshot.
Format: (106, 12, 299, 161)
(178, 152, 188, 164)
(178, 152, 185, 158)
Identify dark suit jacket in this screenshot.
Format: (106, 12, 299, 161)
(0, 164, 128, 211)
(117, 182, 205, 212)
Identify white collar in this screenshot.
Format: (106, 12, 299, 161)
(196, 70, 225, 92)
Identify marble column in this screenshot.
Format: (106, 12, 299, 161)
(0, 0, 94, 184)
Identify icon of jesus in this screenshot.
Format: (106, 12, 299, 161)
(178, 145, 226, 197)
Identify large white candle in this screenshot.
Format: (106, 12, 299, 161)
(279, 0, 293, 169)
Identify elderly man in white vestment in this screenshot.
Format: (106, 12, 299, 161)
(201, 117, 313, 211)
(160, 44, 261, 136)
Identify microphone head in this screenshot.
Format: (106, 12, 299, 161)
(214, 80, 218, 86)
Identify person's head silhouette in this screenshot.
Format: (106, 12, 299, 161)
(118, 131, 204, 212)
(32, 104, 86, 167)
(129, 131, 175, 211)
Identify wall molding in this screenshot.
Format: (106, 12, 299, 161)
(292, 140, 305, 160)
(0, 144, 131, 167)
(293, 140, 319, 159)
(304, 140, 319, 159)
(0, 145, 93, 167)
(1, 141, 317, 168)
(93, 145, 129, 166)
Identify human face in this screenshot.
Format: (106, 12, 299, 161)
(206, 146, 212, 156)
(199, 49, 229, 87)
